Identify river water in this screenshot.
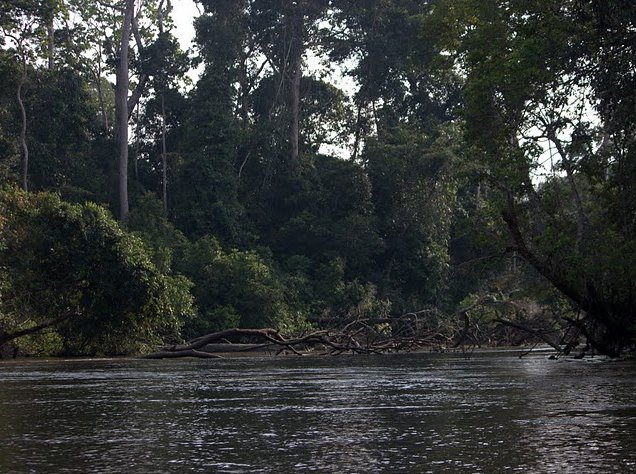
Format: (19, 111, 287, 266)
(0, 351, 635, 473)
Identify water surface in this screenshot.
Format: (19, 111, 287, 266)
(0, 352, 635, 473)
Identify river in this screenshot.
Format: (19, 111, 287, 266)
(0, 351, 635, 473)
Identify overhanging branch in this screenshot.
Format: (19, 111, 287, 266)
(0, 313, 78, 347)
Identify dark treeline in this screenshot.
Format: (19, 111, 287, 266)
(0, 0, 634, 357)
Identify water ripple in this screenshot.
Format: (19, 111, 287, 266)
(0, 353, 635, 473)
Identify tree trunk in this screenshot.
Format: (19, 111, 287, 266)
(290, 48, 301, 169)
(47, 16, 55, 70)
(161, 92, 168, 213)
(115, 0, 136, 222)
(548, 131, 589, 250)
(134, 103, 140, 181)
(288, 4, 304, 171)
(0, 313, 76, 348)
(95, 45, 109, 130)
(351, 104, 363, 161)
(502, 192, 585, 307)
(144, 323, 440, 359)
(501, 192, 627, 357)
(157, 0, 168, 214)
(17, 60, 28, 192)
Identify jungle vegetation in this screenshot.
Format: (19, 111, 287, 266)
(0, 0, 634, 357)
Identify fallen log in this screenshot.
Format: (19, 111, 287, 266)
(199, 343, 273, 353)
(142, 349, 223, 359)
(144, 325, 439, 359)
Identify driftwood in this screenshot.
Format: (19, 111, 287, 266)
(143, 349, 223, 359)
(200, 343, 272, 353)
(449, 292, 587, 356)
(143, 295, 589, 359)
(492, 318, 563, 353)
(453, 295, 496, 348)
(144, 320, 441, 359)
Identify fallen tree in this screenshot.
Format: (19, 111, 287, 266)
(144, 296, 590, 359)
(449, 292, 591, 357)
(143, 318, 445, 359)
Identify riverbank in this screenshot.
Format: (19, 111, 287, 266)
(0, 344, 583, 363)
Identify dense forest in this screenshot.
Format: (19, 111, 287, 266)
(0, 0, 634, 358)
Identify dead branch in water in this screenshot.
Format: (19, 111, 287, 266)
(144, 317, 442, 359)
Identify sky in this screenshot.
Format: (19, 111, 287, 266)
(171, 0, 200, 51)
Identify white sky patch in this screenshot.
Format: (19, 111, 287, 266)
(171, 0, 202, 87)
(171, 0, 199, 51)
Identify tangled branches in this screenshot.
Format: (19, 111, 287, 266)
(144, 316, 445, 359)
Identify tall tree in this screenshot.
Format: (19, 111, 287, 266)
(1, 1, 46, 190)
(114, 0, 136, 221)
(138, 0, 188, 213)
(76, 0, 157, 221)
(425, 0, 636, 355)
(250, 0, 329, 170)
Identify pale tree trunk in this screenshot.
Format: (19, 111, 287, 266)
(351, 104, 362, 162)
(238, 52, 250, 125)
(17, 58, 28, 191)
(134, 103, 139, 181)
(115, 0, 136, 222)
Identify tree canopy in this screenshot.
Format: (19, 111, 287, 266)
(0, 0, 634, 357)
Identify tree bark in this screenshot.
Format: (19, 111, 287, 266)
(502, 191, 586, 307)
(127, 74, 148, 119)
(158, 0, 168, 213)
(351, 104, 362, 161)
(492, 318, 563, 353)
(547, 130, 589, 250)
(17, 58, 28, 192)
(144, 321, 442, 359)
(115, 0, 136, 222)
(500, 192, 625, 356)
(143, 349, 222, 359)
(94, 47, 109, 130)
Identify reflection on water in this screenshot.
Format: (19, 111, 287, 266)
(0, 353, 635, 473)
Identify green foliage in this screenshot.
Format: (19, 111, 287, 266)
(128, 192, 188, 271)
(0, 186, 195, 355)
(426, 0, 636, 354)
(259, 154, 383, 274)
(310, 257, 391, 321)
(26, 69, 106, 192)
(0, 0, 633, 357)
(177, 236, 309, 338)
(364, 124, 457, 311)
(0, 51, 20, 181)
(172, 67, 250, 244)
